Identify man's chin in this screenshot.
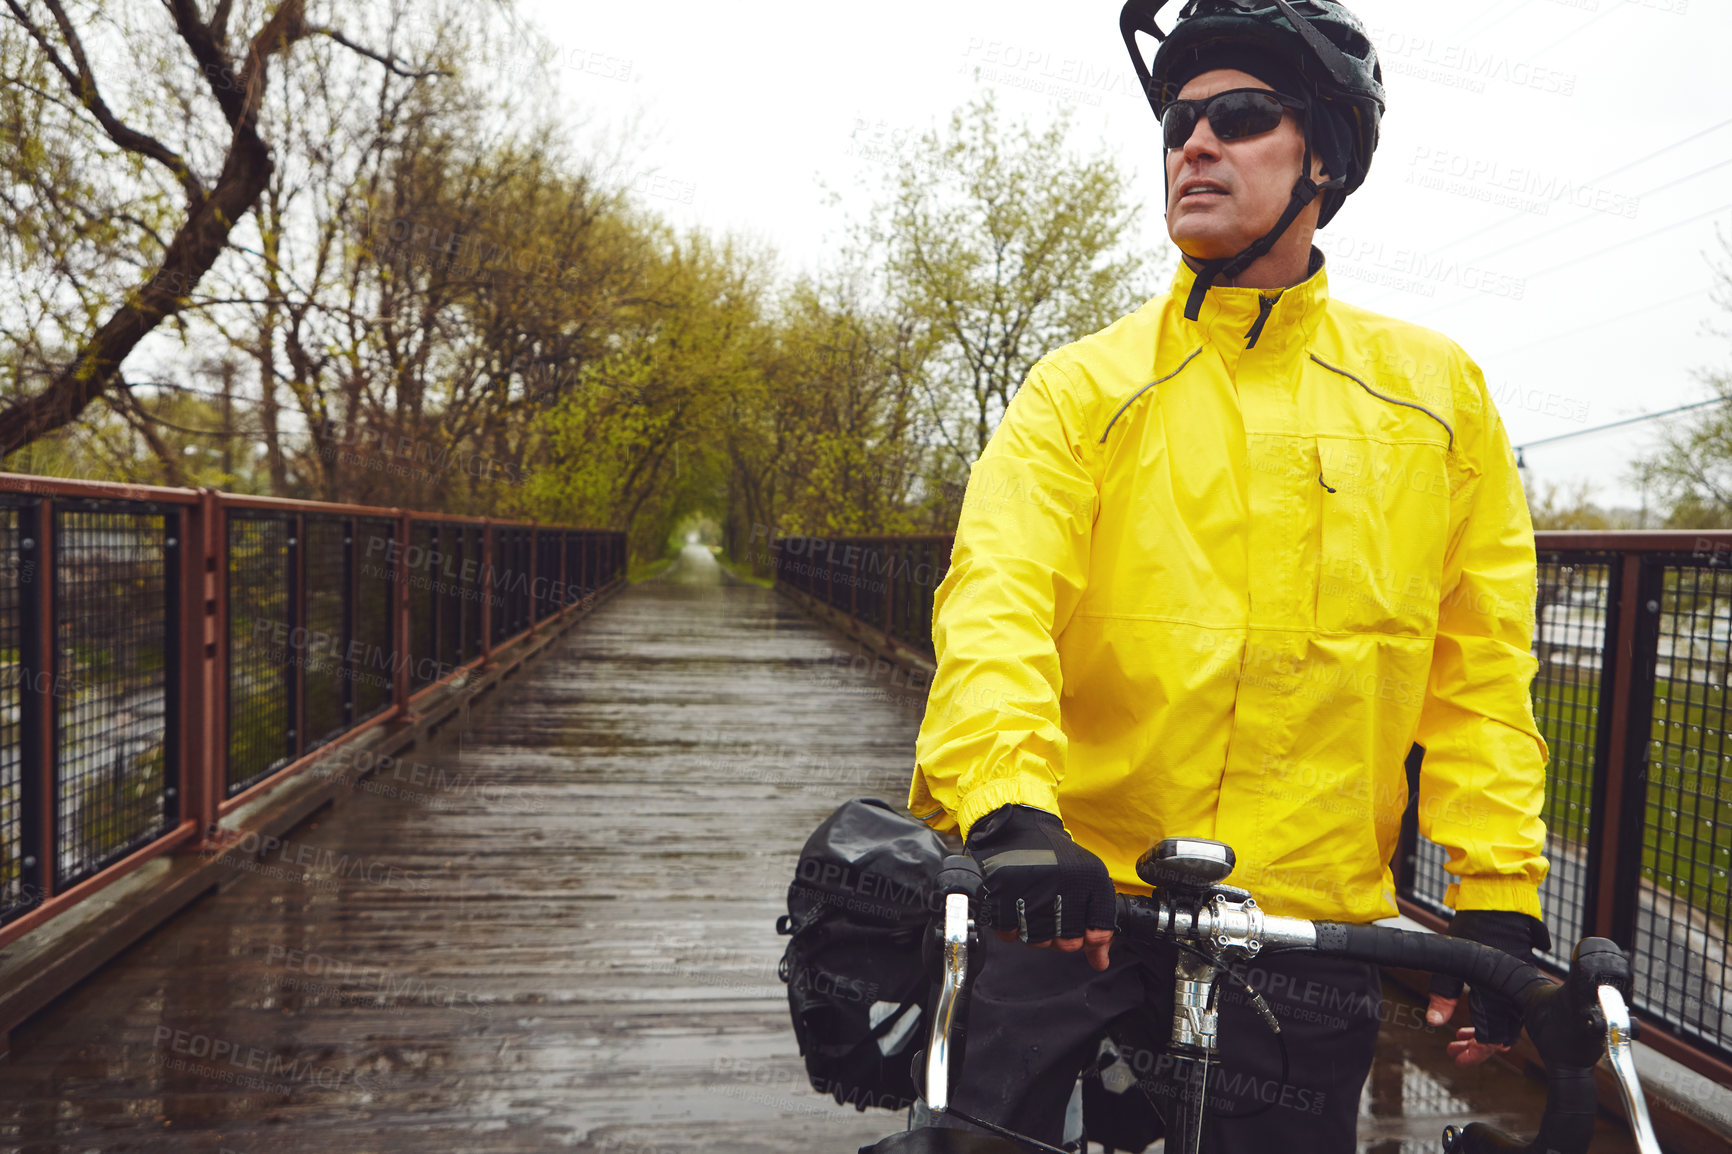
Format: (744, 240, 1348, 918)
(1170, 234, 1246, 263)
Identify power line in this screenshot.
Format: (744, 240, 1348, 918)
(1480, 286, 1706, 360)
(1415, 201, 1732, 321)
(1428, 116, 1732, 255)
(1525, 2, 1621, 58)
(1513, 395, 1729, 465)
(1593, 117, 1732, 188)
(1456, 0, 1536, 43)
(1522, 201, 1732, 281)
(1632, 157, 1732, 202)
(1462, 160, 1732, 269)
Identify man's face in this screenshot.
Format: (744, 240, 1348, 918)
(1164, 68, 1323, 260)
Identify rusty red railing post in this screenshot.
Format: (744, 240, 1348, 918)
(529, 527, 543, 635)
(345, 515, 359, 733)
(183, 489, 221, 845)
(1595, 550, 1647, 942)
(559, 529, 569, 615)
(290, 513, 305, 761)
(392, 510, 410, 719)
(848, 538, 859, 621)
(20, 496, 55, 905)
(211, 497, 230, 815)
(479, 518, 494, 667)
(883, 539, 895, 642)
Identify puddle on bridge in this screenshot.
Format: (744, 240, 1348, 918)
(0, 545, 1637, 1152)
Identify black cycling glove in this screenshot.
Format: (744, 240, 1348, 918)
(964, 805, 1117, 942)
(1429, 909, 1552, 1046)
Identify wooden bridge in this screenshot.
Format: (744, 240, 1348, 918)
(0, 545, 1655, 1151)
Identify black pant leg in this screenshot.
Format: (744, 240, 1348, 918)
(942, 930, 1149, 1147)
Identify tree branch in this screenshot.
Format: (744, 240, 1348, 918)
(4, 0, 207, 204)
(0, 0, 312, 457)
(308, 24, 452, 79)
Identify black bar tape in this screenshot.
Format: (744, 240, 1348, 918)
(1312, 923, 1551, 1009)
(1451, 1065, 1597, 1154)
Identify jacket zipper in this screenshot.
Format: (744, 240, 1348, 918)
(1244, 293, 1279, 349)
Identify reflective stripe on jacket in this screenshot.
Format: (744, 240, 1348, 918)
(910, 256, 1549, 923)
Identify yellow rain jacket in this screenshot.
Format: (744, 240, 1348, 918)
(911, 255, 1548, 924)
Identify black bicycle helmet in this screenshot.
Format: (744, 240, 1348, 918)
(1120, 0, 1386, 318)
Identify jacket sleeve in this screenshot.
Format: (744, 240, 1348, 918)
(1412, 349, 1550, 919)
(909, 362, 1098, 838)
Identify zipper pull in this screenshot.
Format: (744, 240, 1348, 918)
(1245, 293, 1279, 349)
(1318, 471, 1337, 494)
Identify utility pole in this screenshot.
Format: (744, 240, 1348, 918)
(218, 360, 235, 481)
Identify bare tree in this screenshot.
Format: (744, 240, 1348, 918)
(0, 0, 444, 456)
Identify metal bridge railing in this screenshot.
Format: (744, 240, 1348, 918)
(771, 529, 1732, 1085)
(0, 476, 624, 950)
(771, 535, 952, 658)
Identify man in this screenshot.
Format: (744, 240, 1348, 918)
(909, 1, 1551, 1148)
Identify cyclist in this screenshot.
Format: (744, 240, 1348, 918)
(909, 1, 1552, 1149)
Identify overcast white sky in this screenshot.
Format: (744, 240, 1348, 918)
(526, 0, 1728, 515)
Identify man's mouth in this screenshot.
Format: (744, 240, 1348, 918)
(1177, 181, 1228, 202)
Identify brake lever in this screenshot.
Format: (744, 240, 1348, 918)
(925, 855, 983, 1114)
(1597, 985, 1663, 1154)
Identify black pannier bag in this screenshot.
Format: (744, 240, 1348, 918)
(778, 798, 948, 1112)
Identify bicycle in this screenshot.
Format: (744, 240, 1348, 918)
(862, 838, 1662, 1154)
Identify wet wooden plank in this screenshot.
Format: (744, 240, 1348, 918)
(0, 548, 910, 1152)
(0, 546, 1638, 1153)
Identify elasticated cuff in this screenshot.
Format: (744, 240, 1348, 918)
(955, 777, 1063, 841)
(1447, 876, 1543, 920)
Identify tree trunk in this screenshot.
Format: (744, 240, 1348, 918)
(0, 0, 310, 457)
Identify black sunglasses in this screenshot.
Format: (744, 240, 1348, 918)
(1161, 88, 1307, 150)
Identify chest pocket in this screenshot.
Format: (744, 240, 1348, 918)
(1316, 438, 1451, 636)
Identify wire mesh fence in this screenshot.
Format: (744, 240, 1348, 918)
(354, 517, 396, 722)
(55, 502, 178, 888)
(772, 535, 951, 658)
(227, 514, 293, 794)
(773, 532, 1732, 1068)
(409, 522, 437, 693)
(302, 516, 350, 751)
(0, 478, 623, 935)
(0, 502, 23, 922)
(1631, 555, 1732, 1057)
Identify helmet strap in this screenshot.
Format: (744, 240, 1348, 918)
(1181, 133, 1347, 322)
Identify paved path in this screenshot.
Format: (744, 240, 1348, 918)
(0, 545, 1637, 1152)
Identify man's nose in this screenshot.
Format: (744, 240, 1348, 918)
(1179, 114, 1224, 162)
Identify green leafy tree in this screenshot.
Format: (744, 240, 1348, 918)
(871, 92, 1157, 464)
(1631, 226, 1732, 529)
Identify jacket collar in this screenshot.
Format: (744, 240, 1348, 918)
(1170, 247, 1330, 360)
